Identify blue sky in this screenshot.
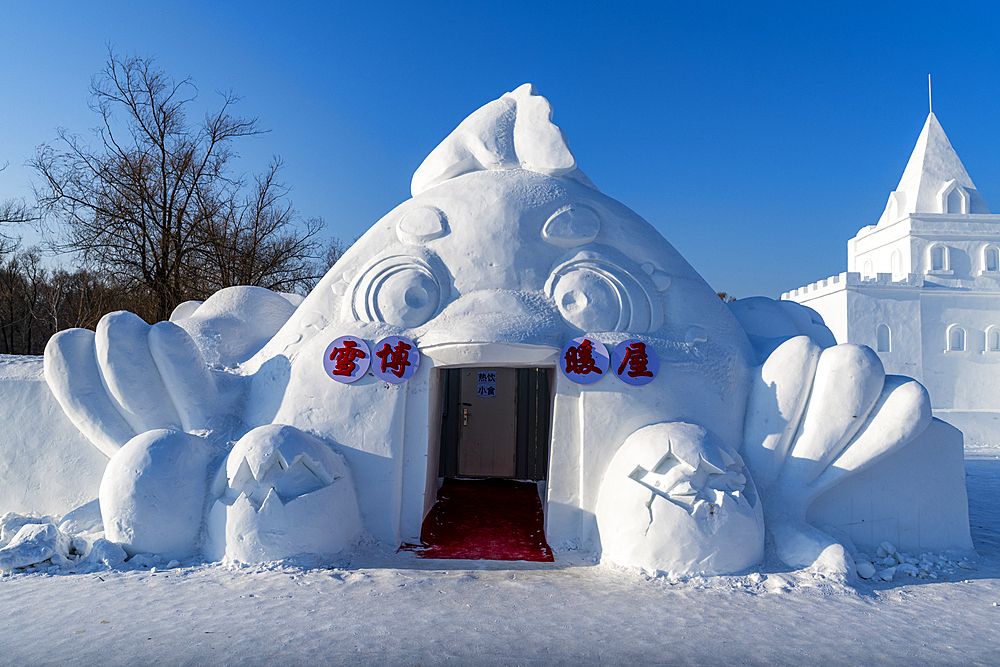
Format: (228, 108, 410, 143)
(2, 1, 999, 298)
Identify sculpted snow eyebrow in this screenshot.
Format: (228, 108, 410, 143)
(0, 85, 972, 582)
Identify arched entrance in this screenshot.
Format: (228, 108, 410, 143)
(416, 367, 554, 560)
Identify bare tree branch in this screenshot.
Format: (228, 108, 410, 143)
(30, 50, 330, 322)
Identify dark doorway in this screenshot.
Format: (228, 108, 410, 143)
(414, 367, 554, 560)
(438, 367, 552, 480)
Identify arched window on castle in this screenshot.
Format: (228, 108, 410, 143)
(890, 251, 902, 279)
(987, 327, 1000, 353)
(984, 245, 1000, 273)
(947, 188, 966, 214)
(876, 324, 891, 353)
(940, 180, 970, 214)
(929, 244, 949, 272)
(947, 325, 966, 352)
(863, 259, 873, 279)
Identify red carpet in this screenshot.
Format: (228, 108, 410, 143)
(403, 478, 554, 562)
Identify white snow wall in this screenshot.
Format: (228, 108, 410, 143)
(806, 418, 972, 552)
(0, 356, 107, 517)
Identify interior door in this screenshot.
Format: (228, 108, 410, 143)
(457, 368, 517, 477)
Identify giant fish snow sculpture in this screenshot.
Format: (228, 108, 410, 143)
(42, 85, 971, 576)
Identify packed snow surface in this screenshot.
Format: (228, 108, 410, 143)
(0, 452, 997, 665)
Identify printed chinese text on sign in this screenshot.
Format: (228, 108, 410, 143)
(611, 339, 658, 386)
(323, 336, 371, 384)
(559, 337, 609, 385)
(373, 336, 420, 383)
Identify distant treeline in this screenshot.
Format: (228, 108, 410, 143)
(0, 245, 164, 355)
(0, 237, 345, 356)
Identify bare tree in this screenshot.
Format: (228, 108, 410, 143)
(0, 199, 35, 228)
(31, 50, 325, 323)
(198, 159, 325, 293)
(0, 163, 34, 256)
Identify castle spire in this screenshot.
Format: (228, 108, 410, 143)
(886, 111, 989, 218)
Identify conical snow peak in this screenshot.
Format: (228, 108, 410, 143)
(884, 112, 989, 219)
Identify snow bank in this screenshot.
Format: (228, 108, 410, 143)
(0, 355, 106, 517)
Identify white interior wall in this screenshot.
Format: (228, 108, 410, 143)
(421, 368, 445, 527)
(545, 377, 583, 548)
(398, 360, 434, 543)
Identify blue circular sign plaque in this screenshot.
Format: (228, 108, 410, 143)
(611, 339, 659, 386)
(559, 337, 610, 385)
(323, 335, 371, 383)
(372, 336, 420, 383)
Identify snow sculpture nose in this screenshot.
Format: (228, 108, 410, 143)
(417, 290, 567, 365)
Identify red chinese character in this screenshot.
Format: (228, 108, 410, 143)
(376, 340, 412, 379)
(564, 339, 603, 375)
(617, 341, 654, 378)
(329, 339, 367, 376)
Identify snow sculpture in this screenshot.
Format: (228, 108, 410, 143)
(45, 287, 363, 564)
(238, 83, 762, 571)
(742, 337, 933, 574)
(596, 423, 763, 575)
(99, 430, 216, 560)
(39, 83, 969, 577)
(206, 424, 363, 562)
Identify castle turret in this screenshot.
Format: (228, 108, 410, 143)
(878, 113, 989, 226)
(783, 108, 1000, 448)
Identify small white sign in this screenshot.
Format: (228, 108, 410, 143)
(476, 370, 497, 398)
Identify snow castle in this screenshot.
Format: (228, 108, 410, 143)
(784, 111, 1000, 449)
(0, 86, 973, 577)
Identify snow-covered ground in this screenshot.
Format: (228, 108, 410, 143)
(0, 452, 997, 665)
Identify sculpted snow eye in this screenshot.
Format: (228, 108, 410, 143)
(541, 204, 601, 248)
(397, 206, 449, 244)
(545, 254, 657, 333)
(349, 254, 445, 327)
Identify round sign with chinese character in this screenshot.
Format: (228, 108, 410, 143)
(559, 336, 610, 385)
(611, 339, 659, 386)
(372, 336, 420, 383)
(323, 336, 371, 383)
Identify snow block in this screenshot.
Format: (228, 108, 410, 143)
(205, 424, 362, 563)
(806, 418, 973, 553)
(0, 355, 107, 517)
(100, 430, 216, 560)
